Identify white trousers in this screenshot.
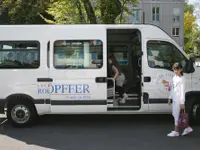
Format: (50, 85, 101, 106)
(172, 98, 181, 126)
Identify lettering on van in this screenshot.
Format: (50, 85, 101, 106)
(37, 84, 90, 95)
(155, 73, 174, 84)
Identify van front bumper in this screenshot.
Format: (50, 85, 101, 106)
(0, 99, 6, 114)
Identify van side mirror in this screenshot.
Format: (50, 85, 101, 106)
(189, 56, 195, 62)
(184, 57, 195, 73)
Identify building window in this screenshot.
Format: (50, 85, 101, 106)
(0, 41, 40, 69)
(152, 7, 160, 21)
(54, 40, 103, 69)
(173, 8, 180, 23)
(172, 27, 180, 36)
(132, 8, 140, 23)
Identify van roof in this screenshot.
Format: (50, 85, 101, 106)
(0, 23, 179, 48)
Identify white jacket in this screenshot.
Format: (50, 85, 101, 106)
(169, 75, 185, 105)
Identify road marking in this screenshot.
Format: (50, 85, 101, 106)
(0, 119, 7, 125)
(0, 114, 7, 127)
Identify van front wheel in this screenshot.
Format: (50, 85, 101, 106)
(7, 100, 37, 127)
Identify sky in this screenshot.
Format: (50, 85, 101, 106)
(188, 0, 198, 4)
(188, 0, 200, 27)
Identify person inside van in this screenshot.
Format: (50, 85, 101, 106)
(108, 55, 128, 103)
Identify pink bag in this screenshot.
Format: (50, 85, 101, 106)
(178, 109, 189, 128)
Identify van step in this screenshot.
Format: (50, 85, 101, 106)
(108, 95, 140, 100)
(107, 98, 140, 106)
(107, 91, 140, 99)
(107, 106, 140, 111)
(119, 100, 140, 106)
(115, 94, 139, 97)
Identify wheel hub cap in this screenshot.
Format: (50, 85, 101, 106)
(193, 104, 200, 121)
(11, 105, 30, 124)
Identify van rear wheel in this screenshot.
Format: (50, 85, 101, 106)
(7, 100, 37, 127)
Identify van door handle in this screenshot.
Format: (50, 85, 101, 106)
(144, 76, 151, 82)
(95, 77, 107, 83)
(138, 58, 141, 67)
(37, 78, 53, 82)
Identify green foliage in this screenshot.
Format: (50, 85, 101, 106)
(1, 0, 139, 24)
(187, 30, 200, 57)
(44, 0, 88, 24)
(184, 1, 200, 56)
(184, 11, 197, 54)
(44, 0, 138, 24)
(184, 0, 195, 13)
(1, 0, 50, 24)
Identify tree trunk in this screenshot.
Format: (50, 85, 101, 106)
(76, 0, 86, 23)
(81, 0, 97, 24)
(119, 0, 126, 24)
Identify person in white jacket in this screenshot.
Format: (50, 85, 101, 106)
(167, 62, 193, 137)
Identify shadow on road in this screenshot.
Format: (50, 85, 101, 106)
(0, 114, 199, 150)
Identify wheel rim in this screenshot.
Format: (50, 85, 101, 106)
(192, 103, 200, 121)
(11, 105, 30, 124)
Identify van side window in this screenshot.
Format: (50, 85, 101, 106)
(108, 46, 129, 66)
(147, 41, 187, 70)
(53, 40, 103, 69)
(0, 41, 40, 69)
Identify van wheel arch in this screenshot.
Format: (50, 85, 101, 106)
(5, 94, 38, 127)
(185, 92, 200, 125)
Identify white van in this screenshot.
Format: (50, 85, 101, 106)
(0, 24, 199, 127)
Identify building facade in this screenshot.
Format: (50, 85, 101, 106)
(127, 0, 184, 48)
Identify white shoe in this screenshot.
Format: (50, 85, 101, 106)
(119, 98, 126, 104)
(182, 127, 193, 136)
(123, 93, 128, 99)
(167, 131, 180, 137)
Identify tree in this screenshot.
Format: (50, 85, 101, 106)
(192, 30, 200, 56)
(184, 1, 200, 56)
(184, 11, 197, 54)
(184, 0, 195, 14)
(41, 0, 89, 24)
(1, 0, 51, 24)
(42, 0, 139, 24)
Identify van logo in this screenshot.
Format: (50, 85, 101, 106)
(37, 84, 90, 95)
(155, 73, 174, 92)
(162, 80, 172, 91)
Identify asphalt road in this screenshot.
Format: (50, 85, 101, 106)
(0, 114, 200, 150)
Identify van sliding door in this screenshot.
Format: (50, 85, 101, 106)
(48, 27, 107, 113)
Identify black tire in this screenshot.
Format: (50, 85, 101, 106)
(7, 99, 37, 128)
(187, 97, 200, 125)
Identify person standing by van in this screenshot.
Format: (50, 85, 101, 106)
(167, 62, 193, 137)
(108, 55, 128, 103)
